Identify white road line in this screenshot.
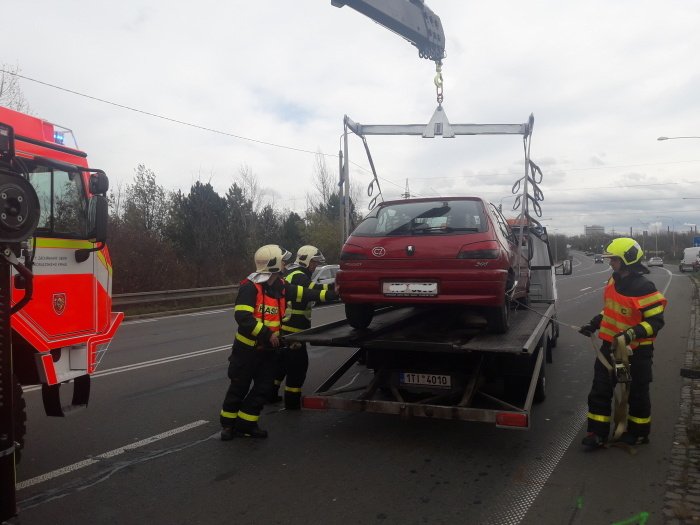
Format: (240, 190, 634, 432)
(22, 345, 230, 393)
(580, 287, 591, 292)
(16, 420, 209, 490)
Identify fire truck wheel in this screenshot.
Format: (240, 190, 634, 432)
(13, 375, 27, 464)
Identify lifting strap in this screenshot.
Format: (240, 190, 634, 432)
(588, 334, 630, 440)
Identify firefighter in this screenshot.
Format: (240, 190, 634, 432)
(578, 237, 667, 449)
(219, 244, 335, 439)
(272, 245, 334, 410)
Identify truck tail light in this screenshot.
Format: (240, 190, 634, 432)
(496, 412, 528, 428)
(457, 241, 500, 259)
(302, 396, 328, 410)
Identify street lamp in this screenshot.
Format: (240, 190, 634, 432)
(657, 136, 700, 141)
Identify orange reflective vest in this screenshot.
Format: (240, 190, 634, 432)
(234, 282, 286, 348)
(598, 279, 667, 349)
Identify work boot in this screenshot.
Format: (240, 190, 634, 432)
(617, 432, 649, 446)
(235, 425, 269, 439)
(220, 426, 236, 441)
(581, 432, 607, 449)
(284, 391, 302, 411)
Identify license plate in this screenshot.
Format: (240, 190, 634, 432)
(400, 372, 451, 388)
(383, 281, 438, 296)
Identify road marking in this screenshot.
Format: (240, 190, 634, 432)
(22, 345, 230, 393)
(580, 287, 591, 292)
(16, 420, 209, 490)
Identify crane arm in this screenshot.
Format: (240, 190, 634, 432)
(331, 0, 445, 61)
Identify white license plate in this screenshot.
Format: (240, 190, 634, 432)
(400, 372, 452, 388)
(383, 281, 438, 296)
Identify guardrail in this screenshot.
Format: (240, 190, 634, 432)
(112, 284, 239, 307)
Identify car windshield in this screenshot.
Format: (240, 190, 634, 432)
(352, 199, 487, 236)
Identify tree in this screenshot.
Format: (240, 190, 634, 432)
(280, 212, 307, 253)
(225, 182, 255, 277)
(0, 63, 31, 113)
(167, 181, 230, 286)
(123, 164, 169, 236)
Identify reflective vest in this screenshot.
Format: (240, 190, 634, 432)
(281, 270, 328, 333)
(598, 279, 666, 349)
(235, 282, 286, 348)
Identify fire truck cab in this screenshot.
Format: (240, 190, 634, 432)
(0, 106, 123, 423)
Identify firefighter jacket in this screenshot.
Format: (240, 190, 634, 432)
(595, 271, 666, 350)
(281, 267, 333, 333)
(234, 276, 335, 349)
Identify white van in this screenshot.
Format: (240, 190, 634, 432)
(680, 247, 700, 272)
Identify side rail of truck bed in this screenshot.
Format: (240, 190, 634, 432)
(285, 303, 556, 430)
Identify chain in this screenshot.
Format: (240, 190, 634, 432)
(434, 60, 444, 105)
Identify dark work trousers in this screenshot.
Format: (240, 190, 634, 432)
(274, 343, 309, 407)
(586, 345, 653, 438)
(220, 346, 277, 430)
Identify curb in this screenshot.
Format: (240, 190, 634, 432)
(663, 277, 700, 523)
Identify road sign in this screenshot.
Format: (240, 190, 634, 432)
(694, 236, 700, 247)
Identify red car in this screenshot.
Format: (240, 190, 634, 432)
(336, 197, 530, 332)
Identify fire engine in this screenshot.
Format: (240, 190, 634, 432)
(0, 106, 123, 458)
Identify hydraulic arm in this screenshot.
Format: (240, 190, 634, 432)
(331, 0, 445, 61)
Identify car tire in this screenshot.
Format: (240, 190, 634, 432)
(345, 303, 374, 329)
(487, 300, 510, 334)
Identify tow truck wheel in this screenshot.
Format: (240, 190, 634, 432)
(345, 303, 374, 329)
(13, 375, 27, 464)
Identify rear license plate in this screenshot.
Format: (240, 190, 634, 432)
(383, 282, 438, 296)
(400, 372, 451, 388)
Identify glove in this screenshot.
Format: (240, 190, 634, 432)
(614, 328, 636, 345)
(578, 324, 597, 337)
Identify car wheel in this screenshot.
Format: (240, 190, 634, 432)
(487, 299, 510, 334)
(345, 303, 374, 329)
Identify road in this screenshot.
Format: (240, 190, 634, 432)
(12, 253, 688, 524)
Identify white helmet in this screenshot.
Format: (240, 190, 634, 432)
(295, 245, 326, 268)
(254, 244, 286, 273)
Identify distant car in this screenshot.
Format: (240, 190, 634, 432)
(336, 196, 530, 333)
(593, 254, 604, 263)
(312, 264, 339, 287)
(647, 257, 664, 268)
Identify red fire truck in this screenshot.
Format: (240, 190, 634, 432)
(0, 106, 123, 457)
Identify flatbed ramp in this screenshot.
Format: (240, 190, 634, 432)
(286, 303, 556, 429)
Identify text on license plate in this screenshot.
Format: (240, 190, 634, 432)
(400, 373, 451, 388)
(383, 282, 438, 296)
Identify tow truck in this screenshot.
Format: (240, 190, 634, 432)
(0, 106, 123, 519)
(288, 216, 571, 429)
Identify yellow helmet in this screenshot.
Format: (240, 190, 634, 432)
(602, 237, 644, 265)
(295, 245, 326, 268)
(254, 244, 286, 273)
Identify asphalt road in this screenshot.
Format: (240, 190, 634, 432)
(12, 253, 689, 525)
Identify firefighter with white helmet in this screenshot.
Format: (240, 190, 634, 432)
(578, 237, 667, 449)
(270, 245, 335, 409)
(219, 244, 336, 439)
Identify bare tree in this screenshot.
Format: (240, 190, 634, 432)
(0, 63, 31, 113)
(237, 163, 263, 214)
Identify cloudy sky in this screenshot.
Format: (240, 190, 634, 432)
(4, 1, 700, 236)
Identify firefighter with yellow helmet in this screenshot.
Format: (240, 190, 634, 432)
(219, 244, 337, 439)
(578, 237, 667, 449)
(271, 245, 335, 410)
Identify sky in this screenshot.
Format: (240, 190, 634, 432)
(3, 1, 700, 236)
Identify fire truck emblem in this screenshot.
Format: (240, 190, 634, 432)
(53, 293, 67, 315)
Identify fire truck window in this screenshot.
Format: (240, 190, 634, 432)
(28, 168, 87, 238)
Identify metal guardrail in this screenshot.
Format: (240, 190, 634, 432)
(112, 285, 239, 307)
